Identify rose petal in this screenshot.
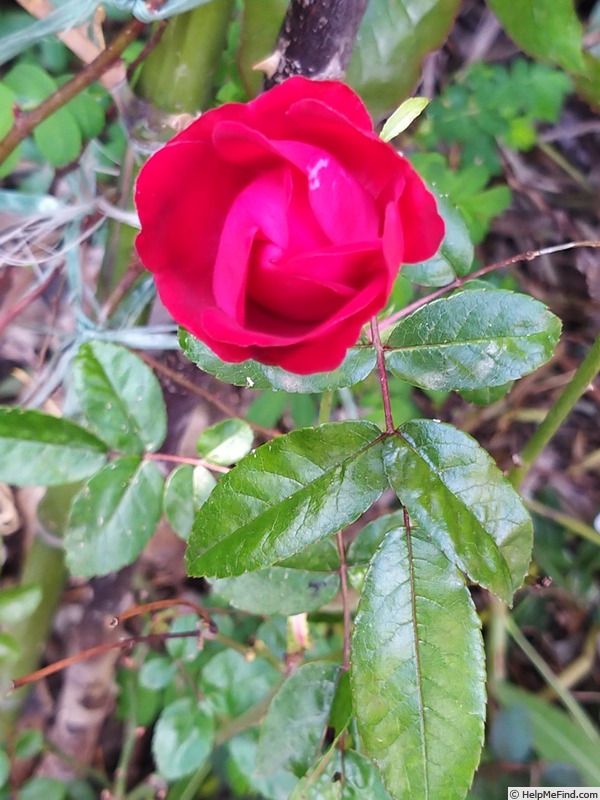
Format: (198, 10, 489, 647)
(212, 168, 291, 320)
(251, 76, 374, 136)
(397, 168, 446, 263)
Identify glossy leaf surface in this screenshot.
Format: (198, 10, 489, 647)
(0, 408, 107, 486)
(385, 289, 561, 390)
(196, 418, 254, 465)
(257, 662, 339, 777)
(73, 341, 167, 454)
(163, 464, 216, 540)
(380, 97, 429, 141)
(351, 527, 486, 799)
(186, 422, 386, 578)
(347, 0, 461, 116)
(211, 567, 339, 615)
(402, 194, 473, 287)
(384, 422, 532, 601)
(485, 0, 585, 74)
(65, 457, 163, 577)
(180, 330, 376, 392)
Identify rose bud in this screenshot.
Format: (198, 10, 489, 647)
(135, 77, 444, 375)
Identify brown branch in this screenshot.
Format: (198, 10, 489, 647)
(0, 17, 145, 167)
(264, 0, 368, 87)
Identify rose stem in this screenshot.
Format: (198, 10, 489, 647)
(370, 316, 395, 433)
(265, 0, 369, 88)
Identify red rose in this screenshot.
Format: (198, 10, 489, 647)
(135, 77, 444, 374)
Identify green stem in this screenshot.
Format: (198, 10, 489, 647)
(0, 538, 67, 738)
(113, 665, 145, 799)
(486, 595, 508, 692)
(510, 333, 600, 487)
(318, 391, 334, 425)
(138, 0, 235, 113)
(505, 616, 600, 744)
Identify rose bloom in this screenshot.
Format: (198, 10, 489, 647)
(135, 77, 444, 375)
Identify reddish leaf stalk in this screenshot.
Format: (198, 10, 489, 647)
(112, 597, 216, 632)
(380, 240, 600, 332)
(370, 316, 395, 433)
(144, 451, 230, 474)
(10, 630, 202, 691)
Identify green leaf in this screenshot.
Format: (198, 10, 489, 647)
(257, 662, 339, 778)
(290, 394, 317, 428)
(485, 0, 585, 74)
(385, 289, 561, 390)
(0, 408, 107, 486)
(165, 613, 203, 663)
(460, 382, 513, 407)
(329, 670, 352, 738)
(380, 97, 429, 141)
(351, 527, 486, 800)
(212, 567, 339, 616)
(0, 750, 8, 788)
(246, 391, 287, 428)
(13, 729, 44, 760)
(495, 684, 600, 786)
(151, 698, 214, 781)
(3, 62, 57, 103)
(140, 656, 177, 690)
(34, 107, 82, 167)
(384, 421, 533, 600)
(3, 62, 81, 167)
(347, 0, 461, 117)
(0, 633, 19, 662)
(163, 464, 216, 540)
(18, 778, 66, 800)
(278, 537, 340, 572)
(291, 749, 392, 799)
(180, 330, 376, 393)
(73, 341, 167, 454)
(61, 82, 106, 139)
(402, 194, 474, 287)
(200, 649, 280, 718)
(196, 418, 254, 465)
(346, 511, 405, 566)
(225, 732, 298, 799)
(64, 457, 164, 577)
(186, 422, 386, 578)
(0, 585, 41, 625)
